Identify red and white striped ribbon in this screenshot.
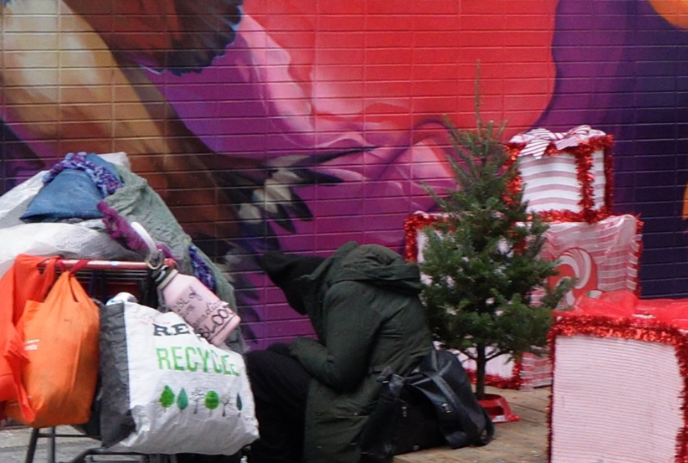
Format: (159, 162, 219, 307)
(510, 125, 606, 159)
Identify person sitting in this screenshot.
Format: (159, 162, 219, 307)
(246, 241, 434, 463)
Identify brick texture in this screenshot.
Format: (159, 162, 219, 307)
(1, 0, 688, 348)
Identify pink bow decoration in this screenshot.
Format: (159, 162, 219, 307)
(509, 125, 607, 159)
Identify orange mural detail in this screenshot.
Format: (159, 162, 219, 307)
(648, 0, 688, 29)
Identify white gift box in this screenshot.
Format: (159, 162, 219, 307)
(550, 295, 688, 463)
(507, 125, 614, 223)
(404, 212, 643, 389)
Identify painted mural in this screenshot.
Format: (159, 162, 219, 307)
(1, 0, 688, 347)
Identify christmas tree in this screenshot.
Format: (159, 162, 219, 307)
(420, 88, 572, 400)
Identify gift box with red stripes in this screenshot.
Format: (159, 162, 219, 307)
(506, 125, 614, 223)
(534, 213, 643, 306)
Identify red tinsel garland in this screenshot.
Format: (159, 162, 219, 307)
(403, 212, 438, 262)
(548, 313, 688, 462)
(466, 365, 523, 390)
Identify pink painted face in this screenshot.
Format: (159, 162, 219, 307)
(243, 0, 560, 137)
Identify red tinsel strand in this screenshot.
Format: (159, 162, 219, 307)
(549, 313, 688, 462)
(403, 213, 440, 262)
(506, 145, 522, 164)
(604, 143, 614, 214)
(504, 146, 524, 204)
(602, 135, 615, 211)
(573, 143, 595, 222)
(465, 365, 523, 390)
(509, 359, 524, 390)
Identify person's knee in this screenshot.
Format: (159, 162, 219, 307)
(245, 350, 271, 376)
(245, 349, 292, 383)
(246, 345, 294, 376)
(245, 348, 311, 405)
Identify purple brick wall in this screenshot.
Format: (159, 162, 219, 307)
(2, 0, 688, 349)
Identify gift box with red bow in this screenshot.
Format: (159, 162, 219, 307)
(506, 125, 614, 223)
(549, 292, 688, 462)
(404, 212, 643, 389)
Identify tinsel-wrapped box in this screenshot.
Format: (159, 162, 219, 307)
(549, 293, 688, 463)
(506, 125, 614, 223)
(404, 212, 643, 390)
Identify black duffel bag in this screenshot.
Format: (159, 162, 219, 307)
(359, 348, 494, 462)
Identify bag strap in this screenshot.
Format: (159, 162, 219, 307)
(70, 259, 91, 274)
(39, 257, 59, 299)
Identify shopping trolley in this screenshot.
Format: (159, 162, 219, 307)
(23, 258, 175, 463)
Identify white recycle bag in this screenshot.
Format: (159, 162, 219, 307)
(99, 297, 259, 455)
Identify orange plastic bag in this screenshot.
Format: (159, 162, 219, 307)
(0, 255, 58, 423)
(5, 265, 100, 428)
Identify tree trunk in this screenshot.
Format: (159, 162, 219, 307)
(475, 344, 487, 400)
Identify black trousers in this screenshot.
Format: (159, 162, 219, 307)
(245, 343, 312, 463)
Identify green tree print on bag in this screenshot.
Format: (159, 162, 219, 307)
(205, 391, 220, 412)
(177, 388, 189, 410)
(159, 386, 175, 410)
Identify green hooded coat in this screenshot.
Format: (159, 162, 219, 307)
(286, 242, 433, 463)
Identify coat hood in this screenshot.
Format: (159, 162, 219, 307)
(260, 250, 326, 315)
(326, 242, 422, 295)
(260, 242, 422, 317)
(302, 242, 422, 323)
